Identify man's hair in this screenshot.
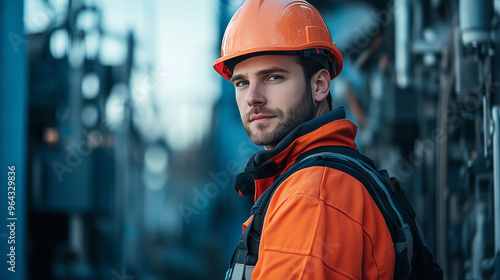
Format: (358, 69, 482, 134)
(296, 55, 333, 111)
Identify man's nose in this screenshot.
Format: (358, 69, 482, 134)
(246, 82, 266, 107)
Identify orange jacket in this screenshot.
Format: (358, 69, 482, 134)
(241, 108, 395, 279)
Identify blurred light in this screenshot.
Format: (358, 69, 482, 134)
(81, 104, 99, 128)
(99, 35, 127, 66)
(332, 76, 347, 101)
(144, 144, 168, 173)
(155, 0, 222, 152)
(49, 29, 69, 59)
(84, 31, 101, 59)
(69, 39, 85, 68)
(395, 0, 411, 88)
(423, 28, 437, 42)
(24, 0, 52, 34)
(424, 54, 437, 66)
(76, 10, 99, 32)
(132, 108, 163, 143)
(143, 171, 167, 191)
(143, 144, 169, 190)
(105, 83, 128, 130)
(81, 73, 100, 99)
(43, 127, 59, 145)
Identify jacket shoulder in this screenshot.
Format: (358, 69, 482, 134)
(271, 165, 372, 222)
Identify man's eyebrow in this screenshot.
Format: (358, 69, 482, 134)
(230, 74, 245, 83)
(230, 67, 290, 82)
(256, 67, 290, 76)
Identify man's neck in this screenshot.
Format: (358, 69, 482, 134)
(315, 100, 330, 118)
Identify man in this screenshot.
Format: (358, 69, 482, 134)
(213, 0, 395, 279)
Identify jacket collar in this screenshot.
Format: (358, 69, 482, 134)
(243, 107, 358, 201)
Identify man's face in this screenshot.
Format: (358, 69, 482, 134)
(231, 55, 316, 149)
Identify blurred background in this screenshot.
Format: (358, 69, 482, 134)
(1, 0, 500, 279)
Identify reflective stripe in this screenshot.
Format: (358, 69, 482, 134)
(227, 264, 254, 280)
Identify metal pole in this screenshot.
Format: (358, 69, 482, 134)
(394, 0, 411, 88)
(492, 106, 500, 280)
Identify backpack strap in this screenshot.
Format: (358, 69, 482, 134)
(300, 150, 414, 269)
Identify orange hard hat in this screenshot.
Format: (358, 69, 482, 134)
(213, 0, 343, 81)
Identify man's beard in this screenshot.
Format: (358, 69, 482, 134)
(242, 88, 316, 148)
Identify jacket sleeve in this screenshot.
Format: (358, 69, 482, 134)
(250, 166, 394, 280)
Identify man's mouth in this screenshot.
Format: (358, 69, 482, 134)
(250, 114, 274, 124)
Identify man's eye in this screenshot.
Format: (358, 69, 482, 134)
(268, 75, 282, 81)
(235, 81, 248, 87)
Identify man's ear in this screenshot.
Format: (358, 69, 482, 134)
(311, 69, 331, 102)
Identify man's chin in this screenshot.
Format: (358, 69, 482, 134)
(249, 136, 272, 147)
(248, 131, 282, 148)
(247, 131, 271, 147)
(245, 122, 286, 148)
